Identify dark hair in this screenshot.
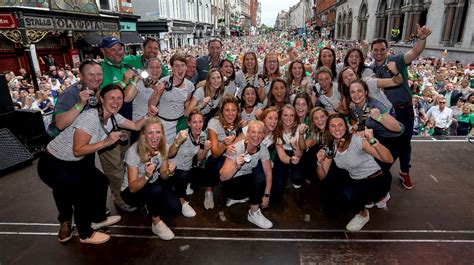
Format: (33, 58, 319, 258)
(143, 37, 160, 51)
(240, 84, 261, 108)
(217, 94, 241, 128)
(349, 79, 369, 95)
(267, 78, 290, 109)
(293, 92, 313, 118)
(343, 48, 367, 77)
(208, 38, 223, 47)
(79, 59, 101, 74)
(316, 47, 337, 79)
(325, 113, 352, 150)
(337, 66, 358, 111)
(100, 83, 124, 98)
(219, 59, 236, 81)
(371, 38, 389, 50)
(286, 60, 307, 87)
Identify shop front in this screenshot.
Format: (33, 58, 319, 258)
(0, 7, 121, 77)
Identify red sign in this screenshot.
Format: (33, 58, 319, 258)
(0, 14, 17, 29)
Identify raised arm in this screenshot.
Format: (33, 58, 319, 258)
(404, 24, 432, 65)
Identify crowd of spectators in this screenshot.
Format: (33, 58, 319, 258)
(3, 27, 473, 244)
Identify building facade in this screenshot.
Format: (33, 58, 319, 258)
(134, 0, 213, 50)
(288, 0, 313, 35)
(274, 11, 289, 31)
(315, 0, 336, 38)
(0, 0, 137, 75)
(335, 0, 474, 52)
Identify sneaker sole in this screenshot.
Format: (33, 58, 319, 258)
(91, 216, 122, 230)
(247, 216, 272, 229)
(79, 234, 110, 244)
(58, 233, 73, 243)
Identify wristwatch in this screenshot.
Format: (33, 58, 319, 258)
(144, 175, 150, 181)
(264, 193, 270, 198)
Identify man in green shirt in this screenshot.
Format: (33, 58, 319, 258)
(123, 37, 169, 77)
(99, 36, 137, 212)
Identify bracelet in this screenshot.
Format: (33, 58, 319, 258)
(143, 175, 150, 181)
(376, 113, 384, 122)
(369, 137, 377, 145)
(74, 103, 83, 111)
(167, 169, 174, 177)
(129, 80, 137, 86)
(173, 141, 180, 148)
(119, 81, 127, 88)
(317, 160, 323, 166)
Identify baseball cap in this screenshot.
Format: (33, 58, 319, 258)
(101, 36, 124, 48)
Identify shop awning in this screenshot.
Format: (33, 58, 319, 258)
(120, 31, 143, 45)
(83, 32, 103, 46)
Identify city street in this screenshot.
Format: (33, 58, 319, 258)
(1, 140, 473, 264)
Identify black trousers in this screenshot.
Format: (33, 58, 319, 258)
(221, 162, 266, 206)
(121, 180, 181, 218)
(37, 152, 108, 239)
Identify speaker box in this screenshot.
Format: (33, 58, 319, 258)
(0, 128, 34, 175)
(0, 110, 49, 155)
(0, 74, 14, 114)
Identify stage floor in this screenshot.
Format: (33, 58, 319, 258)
(1, 140, 473, 264)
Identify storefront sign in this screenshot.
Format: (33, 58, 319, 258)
(0, 14, 17, 29)
(120, 22, 136, 32)
(23, 15, 119, 31)
(24, 16, 53, 29)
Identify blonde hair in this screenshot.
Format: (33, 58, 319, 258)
(137, 116, 167, 163)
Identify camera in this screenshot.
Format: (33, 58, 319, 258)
(350, 105, 370, 132)
(198, 135, 206, 149)
(141, 71, 159, 87)
(322, 141, 336, 158)
(225, 127, 236, 137)
(258, 74, 269, 85)
(243, 153, 252, 163)
(150, 155, 162, 166)
(81, 85, 98, 107)
(164, 76, 174, 91)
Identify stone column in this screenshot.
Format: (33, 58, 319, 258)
(385, 14, 394, 40)
(450, 2, 466, 44)
(441, 5, 456, 43)
(402, 12, 413, 41)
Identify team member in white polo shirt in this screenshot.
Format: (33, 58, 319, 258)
(220, 120, 273, 229)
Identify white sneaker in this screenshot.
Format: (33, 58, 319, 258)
(203, 191, 214, 210)
(91, 215, 121, 230)
(346, 212, 370, 232)
(181, 201, 196, 217)
(226, 197, 249, 207)
(186, 183, 194, 195)
(247, 209, 273, 229)
(365, 202, 375, 209)
(375, 192, 390, 208)
(152, 220, 174, 240)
